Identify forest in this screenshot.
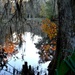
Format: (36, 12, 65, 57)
(0, 0, 75, 75)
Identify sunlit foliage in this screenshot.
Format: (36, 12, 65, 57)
(41, 18, 58, 40)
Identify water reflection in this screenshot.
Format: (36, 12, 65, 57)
(0, 32, 50, 75)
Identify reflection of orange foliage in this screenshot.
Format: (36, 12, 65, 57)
(3, 42, 15, 54)
(42, 44, 56, 51)
(43, 45, 50, 51)
(50, 45, 56, 51)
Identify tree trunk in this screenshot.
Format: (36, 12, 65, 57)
(48, 0, 73, 75)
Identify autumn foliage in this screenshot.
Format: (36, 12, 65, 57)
(41, 18, 58, 40)
(40, 18, 57, 51)
(3, 41, 15, 54)
(3, 33, 25, 54)
(36, 18, 58, 62)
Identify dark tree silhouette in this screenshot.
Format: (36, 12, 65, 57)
(48, 0, 75, 75)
